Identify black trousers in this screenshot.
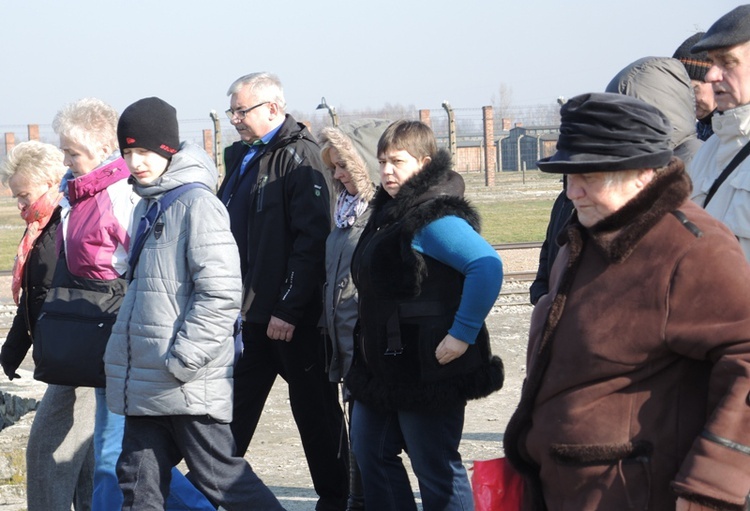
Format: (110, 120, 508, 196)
(118, 415, 283, 511)
(231, 322, 349, 511)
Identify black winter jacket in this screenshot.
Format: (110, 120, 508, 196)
(219, 115, 333, 326)
(0, 208, 61, 377)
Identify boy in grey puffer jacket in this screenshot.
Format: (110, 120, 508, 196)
(104, 97, 285, 511)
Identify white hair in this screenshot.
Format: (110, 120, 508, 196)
(227, 72, 286, 112)
(52, 98, 119, 153)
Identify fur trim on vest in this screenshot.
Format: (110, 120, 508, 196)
(347, 149, 504, 412)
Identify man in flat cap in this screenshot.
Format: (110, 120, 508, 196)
(673, 32, 717, 141)
(504, 92, 750, 511)
(688, 5, 750, 260)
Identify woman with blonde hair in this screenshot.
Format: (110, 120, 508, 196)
(319, 119, 390, 510)
(0, 140, 95, 510)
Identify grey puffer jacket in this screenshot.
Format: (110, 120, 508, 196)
(320, 119, 389, 383)
(606, 56, 702, 165)
(104, 142, 242, 423)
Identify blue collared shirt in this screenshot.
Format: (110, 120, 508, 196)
(240, 124, 283, 175)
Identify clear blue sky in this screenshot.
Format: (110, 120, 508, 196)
(0, 0, 742, 127)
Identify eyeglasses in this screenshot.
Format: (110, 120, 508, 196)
(225, 101, 269, 121)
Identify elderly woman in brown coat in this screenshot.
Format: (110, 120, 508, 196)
(504, 92, 750, 511)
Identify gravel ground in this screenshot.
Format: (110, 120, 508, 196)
(0, 247, 539, 510)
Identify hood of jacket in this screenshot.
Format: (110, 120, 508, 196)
(132, 142, 217, 199)
(606, 57, 701, 163)
(318, 118, 390, 202)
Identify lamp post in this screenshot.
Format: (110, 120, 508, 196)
(316, 97, 339, 126)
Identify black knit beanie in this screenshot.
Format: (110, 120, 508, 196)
(673, 32, 711, 82)
(117, 97, 179, 159)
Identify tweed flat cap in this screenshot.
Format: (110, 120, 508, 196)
(691, 5, 750, 53)
(537, 92, 673, 174)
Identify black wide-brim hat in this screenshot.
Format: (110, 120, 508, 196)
(537, 92, 673, 174)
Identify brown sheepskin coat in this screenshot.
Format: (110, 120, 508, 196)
(504, 160, 750, 511)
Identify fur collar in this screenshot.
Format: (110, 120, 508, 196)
(561, 158, 691, 263)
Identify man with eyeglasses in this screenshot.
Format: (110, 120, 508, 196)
(218, 72, 348, 511)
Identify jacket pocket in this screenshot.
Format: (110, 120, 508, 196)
(548, 440, 653, 510)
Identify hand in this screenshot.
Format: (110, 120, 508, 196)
(267, 316, 295, 342)
(435, 334, 469, 365)
(1, 364, 20, 381)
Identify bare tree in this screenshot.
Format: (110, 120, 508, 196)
(491, 82, 514, 121)
(517, 103, 561, 126)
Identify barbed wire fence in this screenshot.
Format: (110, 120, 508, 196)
(1, 102, 561, 177)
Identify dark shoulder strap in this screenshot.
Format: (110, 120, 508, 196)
(703, 140, 750, 207)
(128, 183, 211, 281)
(157, 182, 210, 211)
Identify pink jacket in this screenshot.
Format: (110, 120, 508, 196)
(59, 157, 138, 280)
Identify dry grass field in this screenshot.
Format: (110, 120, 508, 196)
(0, 169, 563, 271)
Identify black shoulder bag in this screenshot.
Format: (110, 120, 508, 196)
(32, 183, 208, 387)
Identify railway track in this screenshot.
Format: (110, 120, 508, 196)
(492, 242, 540, 306)
(0, 242, 541, 324)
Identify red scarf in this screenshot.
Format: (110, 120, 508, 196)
(11, 187, 62, 305)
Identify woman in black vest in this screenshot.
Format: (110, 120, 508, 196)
(347, 120, 504, 510)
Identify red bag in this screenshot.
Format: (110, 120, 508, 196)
(471, 457, 525, 511)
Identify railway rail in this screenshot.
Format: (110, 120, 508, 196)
(0, 242, 541, 322)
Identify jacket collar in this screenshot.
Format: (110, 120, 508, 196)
(712, 102, 750, 142)
(560, 158, 691, 263)
(66, 157, 130, 204)
(224, 114, 313, 179)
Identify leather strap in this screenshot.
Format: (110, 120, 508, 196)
(703, 139, 750, 207)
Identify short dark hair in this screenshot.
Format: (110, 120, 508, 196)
(377, 120, 437, 160)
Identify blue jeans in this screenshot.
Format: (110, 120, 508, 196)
(350, 400, 473, 511)
(94, 388, 215, 511)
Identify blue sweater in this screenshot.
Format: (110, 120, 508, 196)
(412, 215, 503, 344)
